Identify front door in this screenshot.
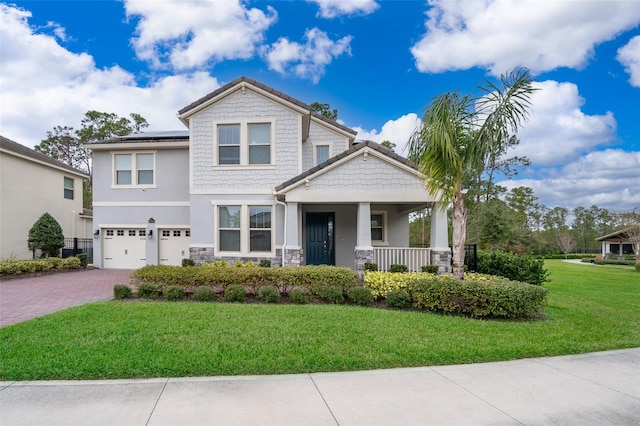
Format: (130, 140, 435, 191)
(305, 212, 335, 265)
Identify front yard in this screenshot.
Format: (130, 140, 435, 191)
(0, 260, 638, 380)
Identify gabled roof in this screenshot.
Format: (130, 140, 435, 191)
(177, 76, 357, 137)
(275, 140, 419, 192)
(0, 135, 89, 178)
(596, 226, 638, 241)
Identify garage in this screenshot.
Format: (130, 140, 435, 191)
(159, 229, 190, 266)
(103, 228, 146, 269)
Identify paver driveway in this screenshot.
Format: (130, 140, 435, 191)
(0, 269, 132, 327)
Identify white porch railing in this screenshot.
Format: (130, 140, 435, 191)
(373, 247, 432, 272)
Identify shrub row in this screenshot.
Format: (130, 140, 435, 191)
(0, 257, 82, 276)
(592, 259, 637, 266)
(541, 254, 597, 260)
(364, 271, 547, 319)
(477, 251, 549, 285)
(131, 264, 358, 296)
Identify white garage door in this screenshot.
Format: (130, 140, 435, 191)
(159, 229, 190, 266)
(103, 228, 146, 269)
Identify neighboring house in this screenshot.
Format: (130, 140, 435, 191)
(596, 228, 636, 257)
(0, 136, 92, 259)
(88, 77, 450, 273)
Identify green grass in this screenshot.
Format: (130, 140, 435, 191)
(1, 260, 638, 380)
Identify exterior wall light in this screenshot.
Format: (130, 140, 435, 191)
(93, 229, 100, 239)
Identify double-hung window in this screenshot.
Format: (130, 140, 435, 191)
(371, 212, 386, 244)
(63, 177, 74, 200)
(217, 205, 272, 254)
(114, 152, 155, 186)
(216, 122, 272, 166)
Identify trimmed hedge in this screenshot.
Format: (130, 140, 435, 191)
(131, 264, 358, 296)
(593, 259, 636, 266)
(0, 257, 82, 276)
(364, 271, 547, 319)
(477, 251, 549, 285)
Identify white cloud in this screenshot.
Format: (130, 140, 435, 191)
(124, 0, 277, 70)
(352, 113, 421, 155)
(617, 35, 640, 87)
(499, 150, 640, 211)
(511, 81, 617, 166)
(263, 28, 352, 83)
(309, 0, 379, 18)
(411, 0, 640, 75)
(0, 4, 220, 146)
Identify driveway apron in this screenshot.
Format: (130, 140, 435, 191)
(0, 269, 132, 327)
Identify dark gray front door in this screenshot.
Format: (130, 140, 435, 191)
(305, 213, 335, 265)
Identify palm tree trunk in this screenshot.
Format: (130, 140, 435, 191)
(452, 188, 468, 280)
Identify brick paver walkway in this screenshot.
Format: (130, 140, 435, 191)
(0, 269, 132, 327)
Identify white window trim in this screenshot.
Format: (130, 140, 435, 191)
(371, 210, 388, 246)
(312, 143, 331, 166)
(213, 119, 275, 167)
(213, 203, 275, 256)
(111, 151, 157, 189)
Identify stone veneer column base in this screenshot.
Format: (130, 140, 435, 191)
(283, 248, 303, 267)
(190, 247, 215, 265)
(431, 250, 452, 274)
(355, 249, 374, 279)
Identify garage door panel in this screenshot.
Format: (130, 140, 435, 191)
(103, 229, 146, 269)
(159, 229, 190, 266)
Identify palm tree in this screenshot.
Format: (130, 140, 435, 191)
(408, 68, 536, 280)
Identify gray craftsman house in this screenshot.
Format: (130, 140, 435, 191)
(89, 77, 451, 274)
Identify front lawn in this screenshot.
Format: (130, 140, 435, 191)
(1, 260, 638, 380)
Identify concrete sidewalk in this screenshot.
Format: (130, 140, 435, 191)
(1, 348, 638, 426)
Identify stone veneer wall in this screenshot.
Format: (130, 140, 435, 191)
(190, 246, 282, 267)
(430, 250, 452, 274)
(354, 248, 374, 278)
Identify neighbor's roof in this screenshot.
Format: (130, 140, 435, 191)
(275, 140, 418, 192)
(88, 130, 189, 145)
(178, 76, 357, 136)
(596, 226, 638, 241)
(0, 135, 89, 178)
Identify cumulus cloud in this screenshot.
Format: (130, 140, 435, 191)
(263, 28, 352, 83)
(617, 35, 640, 87)
(0, 4, 220, 146)
(352, 113, 421, 155)
(309, 0, 379, 18)
(124, 0, 277, 70)
(499, 150, 640, 211)
(511, 81, 617, 166)
(411, 0, 640, 75)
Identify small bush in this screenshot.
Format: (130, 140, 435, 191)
(477, 251, 549, 285)
(389, 264, 408, 273)
(347, 286, 373, 306)
(45, 257, 64, 269)
(61, 257, 81, 269)
(165, 285, 185, 301)
(421, 265, 439, 274)
(635, 262, 640, 272)
(259, 259, 271, 267)
(289, 288, 308, 304)
(193, 286, 215, 302)
(364, 262, 378, 272)
(137, 283, 159, 299)
(77, 253, 88, 268)
(258, 286, 281, 303)
(386, 290, 412, 309)
(321, 286, 344, 304)
(225, 284, 246, 302)
(182, 258, 195, 267)
(113, 284, 132, 299)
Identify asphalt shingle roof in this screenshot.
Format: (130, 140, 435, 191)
(0, 135, 89, 177)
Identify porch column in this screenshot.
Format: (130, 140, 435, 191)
(355, 202, 373, 277)
(430, 203, 451, 273)
(283, 202, 302, 267)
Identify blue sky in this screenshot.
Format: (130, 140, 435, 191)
(1, 0, 639, 212)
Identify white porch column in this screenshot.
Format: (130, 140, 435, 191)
(430, 203, 451, 273)
(356, 202, 372, 250)
(430, 203, 449, 250)
(283, 202, 302, 267)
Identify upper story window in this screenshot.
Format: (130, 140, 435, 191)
(63, 177, 74, 200)
(315, 145, 330, 165)
(215, 121, 273, 166)
(113, 152, 155, 187)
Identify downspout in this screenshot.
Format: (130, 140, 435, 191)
(273, 190, 287, 267)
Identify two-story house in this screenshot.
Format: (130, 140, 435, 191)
(89, 77, 451, 273)
(0, 136, 92, 259)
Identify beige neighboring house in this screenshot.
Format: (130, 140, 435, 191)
(0, 136, 92, 259)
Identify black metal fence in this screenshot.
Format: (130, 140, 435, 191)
(61, 237, 93, 260)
